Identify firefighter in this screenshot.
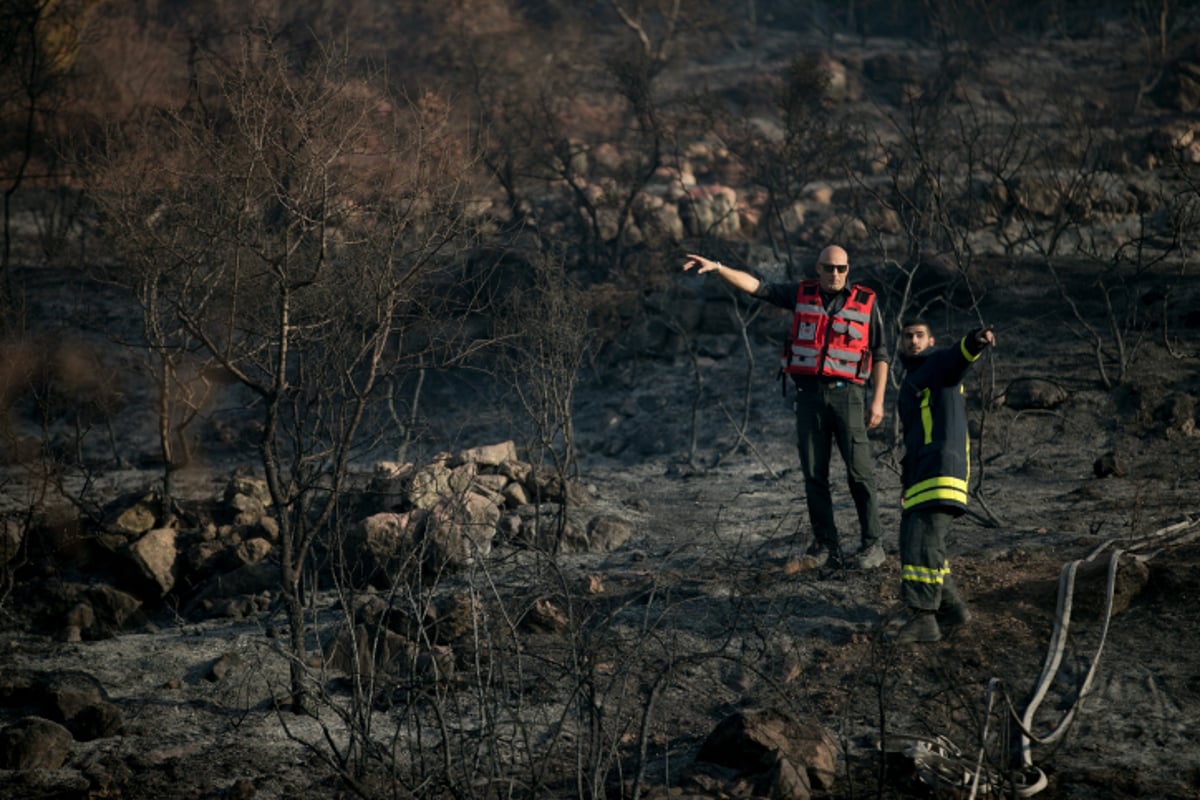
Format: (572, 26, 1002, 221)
(681, 246, 889, 571)
(892, 318, 996, 644)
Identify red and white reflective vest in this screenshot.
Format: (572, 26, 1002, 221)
(780, 281, 876, 384)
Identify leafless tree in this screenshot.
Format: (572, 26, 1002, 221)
(496, 250, 591, 536)
(93, 29, 488, 710)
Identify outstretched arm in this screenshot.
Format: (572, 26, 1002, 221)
(942, 324, 997, 384)
(961, 325, 996, 361)
(681, 253, 762, 295)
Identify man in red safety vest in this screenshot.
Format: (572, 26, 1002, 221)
(682, 245, 889, 571)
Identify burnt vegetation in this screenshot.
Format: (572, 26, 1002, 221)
(1, 1, 1200, 799)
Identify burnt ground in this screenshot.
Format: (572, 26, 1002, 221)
(2, 17, 1200, 797)
(1, 256, 1199, 800)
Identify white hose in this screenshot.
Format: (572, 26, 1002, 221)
(1009, 513, 1197, 796)
(898, 513, 1198, 799)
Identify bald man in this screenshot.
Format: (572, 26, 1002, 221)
(682, 246, 889, 571)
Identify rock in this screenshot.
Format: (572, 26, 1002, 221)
(323, 624, 415, 677)
(366, 461, 416, 511)
(110, 492, 159, 536)
(1011, 173, 1065, 217)
(447, 462, 479, 495)
(679, 185, 740, 239)
(406, 460, 455, 510)
(207, 652, 245, 682)
(815, 213, 868, 243)
(502, 481, 530, 509)
(633, 195, 684, 248)
(1157, 391, 1197, 434)
(82, 584, 145, 636)
(256, 514, 280, 541)
(0, 716, 74, 770)
(225, 475, 272, 508)
(520, 597, 569, 633)
(39, 671, 107, 726)
(473, 473, 508, 493)
(582, 514, 634, 553)
(455, 440, 517, 467)
(37, 583, 144, 640)
(64, 603, 94, 636)
(66, 701, 124, 741)
(1093, 451, 1125, 478)
(424, 491, 500, 568)
(527, 470, 591, 506)
(1029, 554, 1150, 619)
(499, 460, 533, 484)
(200, 594, 268, 620)
(127, 527, 179, 595)
(345, 511, 425, 586)
(183, 561, 277, 618)
(691, 708, 838, 799)
(233, 536, 272, 567)
(999, 377, 1068, 410)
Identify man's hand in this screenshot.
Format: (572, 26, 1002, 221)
(681, 255, 761, 295)
(682, 253, 722, 274)
(975, 324, 996, 348)
(867, 398, 884, 430)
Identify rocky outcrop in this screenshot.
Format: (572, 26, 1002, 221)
(7, 441, 636, 638)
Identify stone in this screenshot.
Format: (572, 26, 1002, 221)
(112, 498, 158, 536)
(693, 708, 838, 798)
(341, 511, 423, 587)
(407, 461, 455, 510)
(127, 527, 179, 595)
(0, 716, 73, 770)
(1000, 378, 1068, 410)
(1093, 451, 1125, 478)
(207, 652, 245, 682)
(225, 475, 272, 507)
(233, 537, 272, 566)
(584, 514, 634, 553)
(456, 440, 517, 467)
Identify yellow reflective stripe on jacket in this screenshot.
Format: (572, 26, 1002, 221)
(919, 388, 932, 445)
(904, 476, 968, 508)
(902, 561, 951, 585)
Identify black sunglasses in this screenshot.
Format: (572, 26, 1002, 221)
(819, 262, 849, 274)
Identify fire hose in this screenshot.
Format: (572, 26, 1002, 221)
(886, 512, 1199, 798)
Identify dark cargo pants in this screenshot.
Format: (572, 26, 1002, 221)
(794, 381, 881, 557)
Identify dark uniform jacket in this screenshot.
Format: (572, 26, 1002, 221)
(897, 332, 988, 516)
